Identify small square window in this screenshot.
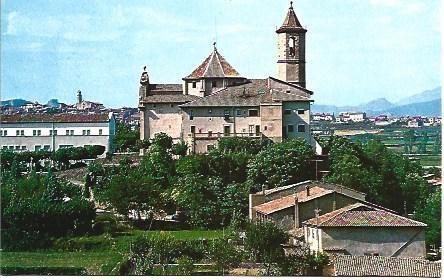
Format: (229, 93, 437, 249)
(208, 131, 212, 137)
(35, 145, 41, 151)
(87, 130, 91, 135)
(70, 130, 74, 135)
(33, 130, 37, 136)
(264, 126, 268, 131)
(298, 124, 306, 132)
(37, 130, 41, 136)
(212, 81, 217, 88)
(99, 129, 103, 135)
(49, 130, 53, 136)
(21, 146, 26, 150)
(15, 145, 20, 150)
(190, 126, 196, 134)
(192, 82, 197, 88)
(66, 130, 70, 135)
(170, 104, 174, 108)
(236, 110, 242, 116)
(248, 109, 258, 117)
(43, 145, 50, 151)
(82, 130, 86, 135)
(284, 109, 292, 115)
(298, 109, 305, 115)
(288, 125, 294, 132)
(16, 130, 20, 136)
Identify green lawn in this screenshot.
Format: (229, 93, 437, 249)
(1, 230, 223, 275)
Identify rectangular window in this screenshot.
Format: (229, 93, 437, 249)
(21, 130, 24, 136)
(190, 126, 196, 134)
(87, 130, 90, 135)
(37, 130, 41, 136)
(3, 130, 7, 136)
(82, 130, 86, 135)
(249, 125, 254, 136)
(192, 82, 197, 88)
(50, 130, 52, 136)
(212, 81, 217, 88)
(21, 146, 26, 150)
(66, 130, 70, 135)
(43, 145, 51, 151)
(35, 145, 42, 151)
(224, 125, 230, 136)
(15, 145, 20, 150)
(99, 129, 103, 135)
(256, 125, 260, 136)
(16, 130, 20, 136)
(208, 109, 212, 114)
(208, 130, 212, 137)
(70, 130, 74, 135)
(236, 109, 242, 116)
(288, 125, 294, 132)
(189, 110, 194, 120)
(298, 109, 305, 115)
(33, 130, 37, 136)
(9, 146, 14, 150)
(248, 109, 259, 117)
(0, 131, 2, 136)
(2, 146, 7, 149)
(284, 109, 292, 115)
(298, 124, 306, 132)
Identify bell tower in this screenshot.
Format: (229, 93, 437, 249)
(276, 1, 307, 88)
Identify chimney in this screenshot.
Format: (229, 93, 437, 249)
(305, 185, 310, 197)
(294, 195, 300, 228)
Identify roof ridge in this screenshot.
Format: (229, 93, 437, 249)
(307, 203, 367, 226)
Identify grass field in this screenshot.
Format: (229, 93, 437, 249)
(0, 230, 223, 275)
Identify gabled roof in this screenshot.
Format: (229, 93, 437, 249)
(303, 203, 427, 227)
(276, 2, 306, 33)
(1, 113, 110, 123)
(331, 255, 441, 277)
(254, 186, 333, 215)
(184, 45, 242, 79)
(180, 78, 311, 108)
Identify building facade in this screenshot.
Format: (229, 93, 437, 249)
(303, 203, 427, 258)
(138, 3, 317, 153)
(0, 113, 116, 154)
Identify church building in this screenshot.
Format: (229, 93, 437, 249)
(138, 2, 319, 154)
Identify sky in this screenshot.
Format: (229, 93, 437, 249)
(1, 0, 441, 107)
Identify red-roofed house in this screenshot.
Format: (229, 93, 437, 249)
(303, 203, 427, 258)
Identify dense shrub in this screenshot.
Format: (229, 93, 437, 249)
(0, 266, 87, 276)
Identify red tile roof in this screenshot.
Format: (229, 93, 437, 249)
(1, 113, 110, 123)
(254, 186, 331, 215)
(304, 203, 426, 227)
(331, 255, 441, 277)
(184, 47, 241, 79)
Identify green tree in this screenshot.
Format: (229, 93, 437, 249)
(207, 237, 241, 275)
(414, 189, 441, 247)
(114, 122, 140, 152)
(247, 139, 314, 191)
(244, 222, 288, 263)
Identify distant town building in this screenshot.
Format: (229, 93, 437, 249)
(339, 112, 366, 123)
(75, 90, 105, 111)
(138, 3, 319, 154)
(0, 113, 116, 154)
(312, 113, 335, 122)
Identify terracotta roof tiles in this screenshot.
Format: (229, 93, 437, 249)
(1, 113, 110, 123)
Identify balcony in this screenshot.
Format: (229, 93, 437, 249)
(187, 132, 263, 140)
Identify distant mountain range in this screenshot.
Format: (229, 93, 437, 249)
(312, 87, 441, 117)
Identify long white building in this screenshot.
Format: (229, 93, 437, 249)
(0, 113, 116, 154)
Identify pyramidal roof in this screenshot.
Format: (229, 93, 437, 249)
(277, 1, 306, 33)
(184, 43, 242, 79)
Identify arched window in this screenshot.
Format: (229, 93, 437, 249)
(289, 36, 296, 57)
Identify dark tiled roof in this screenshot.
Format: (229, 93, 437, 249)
(185, 47, 241, 79)
(141, 93, 199, 104)
(304, 203, 426, 227)
(332, 255, 441, 277)
(1, 113, 110, 123)
(180, 78, 311, 108)
(149, 84, 183, 92)
(277, 3, 306, 33)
